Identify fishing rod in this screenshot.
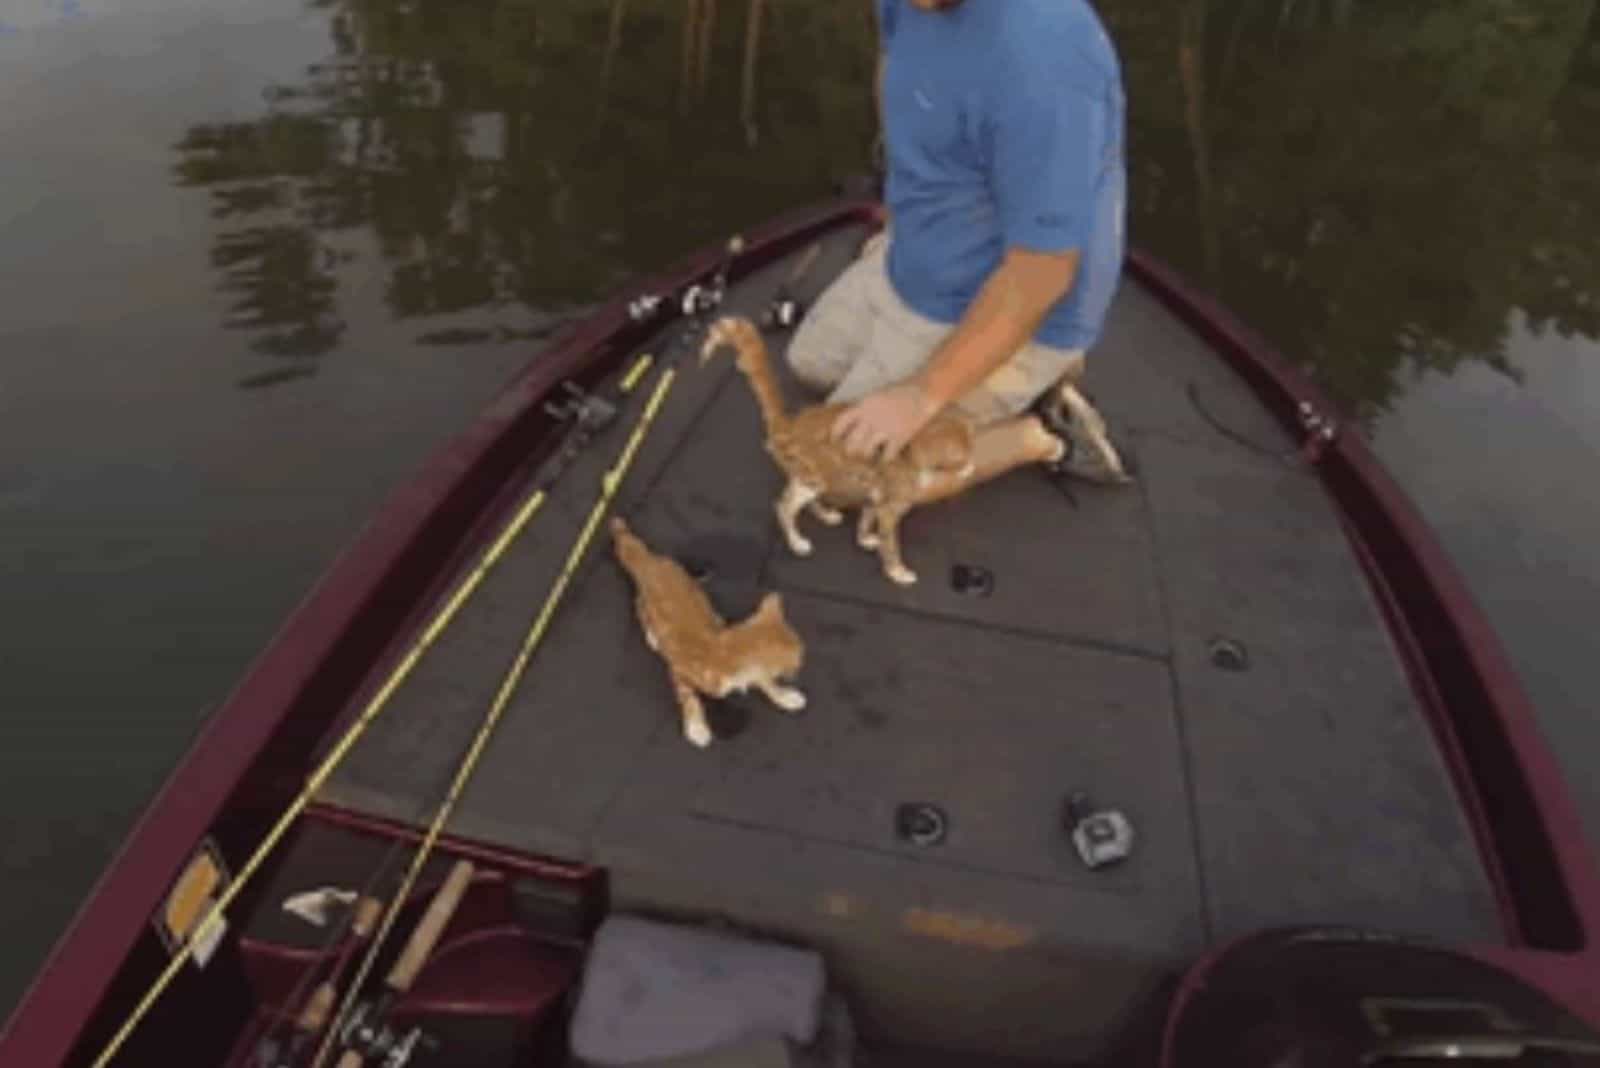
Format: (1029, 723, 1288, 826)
(88, 235, 747, 1068)
(254, 894, 384, 1068)
(307, 362, 680, 1068)
(246, 346, 662, 1068)
(307, 237, 747, 1068)
(627, 235, 743, 321)
(242, 359, 647, 1068)
(329, 861, 475, 1068)
(87, 466, 553, 1068)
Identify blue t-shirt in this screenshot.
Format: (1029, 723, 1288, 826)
(877, 0, 1126, 351)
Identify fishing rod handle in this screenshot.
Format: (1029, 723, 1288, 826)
(299, 896, 384, 1026)
(351, 896, 384, 939)
(386, 859, 475, 992)
(297, 982, 337, 1033)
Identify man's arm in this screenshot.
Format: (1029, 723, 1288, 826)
(915, 247, 1079, 409)
(831, 247, 1077, 459)
(835, 74, 1100, 459)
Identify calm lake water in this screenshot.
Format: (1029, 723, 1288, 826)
(2, 0, 1596, 1020)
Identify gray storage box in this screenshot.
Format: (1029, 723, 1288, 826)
(570, 914, 826, 1065)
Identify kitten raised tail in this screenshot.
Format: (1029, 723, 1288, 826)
(699, 314, 992, 586)
(701, 317, 790, 437)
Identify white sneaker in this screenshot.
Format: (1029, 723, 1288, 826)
(1037, 383, 1133, 485)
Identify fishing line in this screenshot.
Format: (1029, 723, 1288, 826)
(92, 233, 742, 1068)
(308, 365, 679, 1068)
(86, 484, 553, 1068)
(251, 351, 665, 1068)
(303, 234, 747, 1062)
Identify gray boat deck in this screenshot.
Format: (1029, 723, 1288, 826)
(318, 226, 1501, 1061)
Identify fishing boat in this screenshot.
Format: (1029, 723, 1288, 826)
(6, 190, 1600, 1068)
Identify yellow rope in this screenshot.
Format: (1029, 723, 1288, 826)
(310, 365, 677, 1068)
(89, 354, 659, 1068)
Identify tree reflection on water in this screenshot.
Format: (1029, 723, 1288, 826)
(174, 0, 1600, 422)
(1112, 0, 1600, 416)
(173, 0, 876, 359)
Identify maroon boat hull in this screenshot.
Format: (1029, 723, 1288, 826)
(4, 194, 1596, 1066)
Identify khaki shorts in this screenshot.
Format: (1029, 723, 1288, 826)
(787, 238, 1085, 426)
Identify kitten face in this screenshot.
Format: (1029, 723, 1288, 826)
(753, 593, 805, 679)
(906, 418, 975, 474)
(613, 518, 808, 742)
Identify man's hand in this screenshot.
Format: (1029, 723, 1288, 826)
(832, 380, 941, 460)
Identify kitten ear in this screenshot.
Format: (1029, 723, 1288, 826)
(756, 592, 786, 620)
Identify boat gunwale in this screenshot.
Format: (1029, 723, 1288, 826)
(6, 193, 1596, 1065)
(1129, 250, 1600, 1030)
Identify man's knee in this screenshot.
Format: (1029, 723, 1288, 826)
(957, 345, 1088, 425)
(785, 321, 845, 393)
(1058, 349, 1087, 386)
(782, 255, 878, 393)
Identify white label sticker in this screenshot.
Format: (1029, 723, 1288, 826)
(189, 909, 227, 970)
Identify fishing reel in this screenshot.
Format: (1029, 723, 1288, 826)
(626, 293, 666, 323)
(623, 278, 723, 326)
(683, 235, 744, 323)
(252, 1035, 306, 1068)
(626, 282, 726, 324)
(339, 998, 437, 1068)
(627, 235, 745, 328)
(759, 292, 805, 332)
(544, 381, 619, 435)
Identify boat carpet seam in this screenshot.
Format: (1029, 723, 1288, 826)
(1133, 464, 1219, 947)
(585, 716, 677, 855)
(685, 811, 1152, 898)
(764, 579, 1171, 665)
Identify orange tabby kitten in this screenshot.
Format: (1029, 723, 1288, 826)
(611, 517, 806, 748)
(699, 316, 977, 586)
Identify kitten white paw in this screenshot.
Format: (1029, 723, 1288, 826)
(685, 720, 713, 748)
(787, 535, 814, 557)
(814, 505, 844, 526)
(774, 688, 807, 712)
(887, 565, 918, 586)
(857, 533, 881, 550)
